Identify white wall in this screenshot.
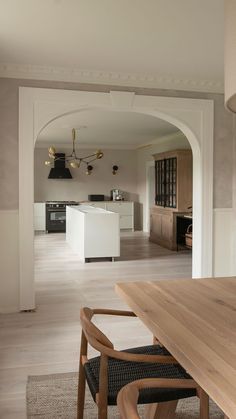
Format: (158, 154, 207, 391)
(34, 147, 138, 202)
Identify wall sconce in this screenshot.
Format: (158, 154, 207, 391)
(112, 165, 118, 175)
(86, 165, 93, 175)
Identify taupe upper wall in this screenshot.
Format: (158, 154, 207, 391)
(0, 77, 234, 209)
(34, 148, 138, 203)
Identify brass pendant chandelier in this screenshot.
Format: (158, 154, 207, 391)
(45, 128, 104, 173)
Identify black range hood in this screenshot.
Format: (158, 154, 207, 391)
(48, 153, 72, 179)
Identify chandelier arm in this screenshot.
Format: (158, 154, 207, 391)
(80, 160, 90, 166)
(72, 128, 76, 154)
(86, 156, 99, 164)
(65, 156, 80, 162)
(53, 154, 74, 160)
(81, 153, 98, 159)
(46, 128, 103, 169)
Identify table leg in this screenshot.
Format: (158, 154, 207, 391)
(145, 400, 178, 419)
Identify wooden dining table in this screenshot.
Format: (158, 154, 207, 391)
(115, 277, 236, 419)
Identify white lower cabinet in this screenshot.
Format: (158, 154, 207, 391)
(34, 201, 134, 232)
(120, 215, 133, 229)
(34, 203, 46, 231)
(87, 201, 134, 231)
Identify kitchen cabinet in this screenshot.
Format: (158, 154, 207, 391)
(150, 207, 183, 250)
(106, 202, 134, 231)
(34, 203, 46, 231)
(33, 201, 134, 232)
(150, 150, 192, 250)
(154, 149, 192, 211)
(86, 201, 134, 231)
(66, 205, 120, 262)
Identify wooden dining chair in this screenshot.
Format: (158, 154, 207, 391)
(117, 378, 209, 419)
(77, 307, 205, 419)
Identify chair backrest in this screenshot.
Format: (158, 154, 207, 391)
(80, 307, 114, 354)
(80, 307, 179, 364)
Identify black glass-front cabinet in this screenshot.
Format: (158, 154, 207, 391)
(155, 157, 177, 208)
(150, 150, 192, 251)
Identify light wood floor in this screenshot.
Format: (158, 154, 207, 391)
(0, 232, 191, 418)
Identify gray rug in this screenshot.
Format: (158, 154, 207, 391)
(26, 372, 224, 418)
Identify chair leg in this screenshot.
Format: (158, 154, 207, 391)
(77, 361, 86, 419)
(145, 400, 178, 419)
(198, 388, 209, 419)
(77, 331, 88, 419)
(98, 401, 108, 419)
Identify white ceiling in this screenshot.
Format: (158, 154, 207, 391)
(0, 0, 224, 92)
(36, 110, 179, 149)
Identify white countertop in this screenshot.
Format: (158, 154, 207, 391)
(69, 205, 113, 214)
(82, 200, 133, 203)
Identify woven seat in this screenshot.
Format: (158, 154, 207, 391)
(77, 307, 208, 419)
(84, 344, 196, 405)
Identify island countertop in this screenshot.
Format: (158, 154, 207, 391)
(69, 204, 114, 214)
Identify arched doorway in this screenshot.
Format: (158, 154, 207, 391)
(19, 88, 214, 310)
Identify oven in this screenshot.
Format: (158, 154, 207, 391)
(46, 201, 79, 232)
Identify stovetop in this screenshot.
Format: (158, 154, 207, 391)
(46, 201, 79, 204)
(46, 201, 80, 208)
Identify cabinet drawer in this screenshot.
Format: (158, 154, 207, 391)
(106, 202, 133, 215)
(120, 215, 133, 229)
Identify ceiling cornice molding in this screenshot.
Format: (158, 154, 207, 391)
(35, 142, 137, 150)
(136, 130, 186, 150)
(0, 62, 224, 94)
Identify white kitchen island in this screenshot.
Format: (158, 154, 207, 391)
(66, 205, 120, 262)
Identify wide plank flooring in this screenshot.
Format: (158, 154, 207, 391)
(0, 232, 191, 418)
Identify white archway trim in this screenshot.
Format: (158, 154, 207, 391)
(19, 88, 214, 310)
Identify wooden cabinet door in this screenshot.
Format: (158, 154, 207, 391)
(150, 212, 162, 237)
(161, 213, 172, 242)
(150, 208, 176, 250)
